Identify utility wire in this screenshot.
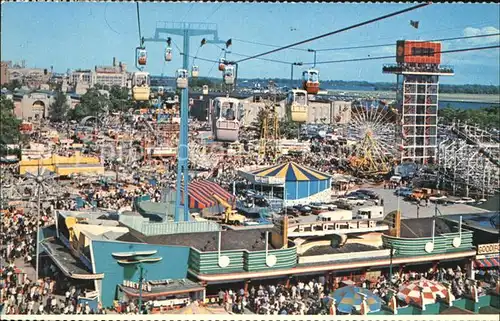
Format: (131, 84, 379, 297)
(235, 3, 430, 63)
(213, 44, 291, 65)
(136, 2, 142, 45)
(170, 31, 500, 69)
(315, 32, 500, 52)
(232, 38, 308, 52)
(309, 44, 500, 65)
(204, 3, 223, 22)
(104, 3, 120, 35)
(180, 3, 195, 22)
(232, 21, 498, 54)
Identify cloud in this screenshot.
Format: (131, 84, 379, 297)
(462, 26, 500, 45)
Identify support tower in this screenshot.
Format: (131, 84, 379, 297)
(383, 40, 454, 164)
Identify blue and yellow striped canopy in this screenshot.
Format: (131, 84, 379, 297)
(251, 162, 330, 181)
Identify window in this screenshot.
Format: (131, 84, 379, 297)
(295, 92, 306, 105)
(411, 47, 435, 57)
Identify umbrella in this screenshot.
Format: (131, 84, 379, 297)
(332, 286, 382, 314)
(398, 280, 448, 307)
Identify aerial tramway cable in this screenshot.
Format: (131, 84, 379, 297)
(136, 2, 142, 45)
(309, 44, 500, 65)
(235, 3, 430, 63)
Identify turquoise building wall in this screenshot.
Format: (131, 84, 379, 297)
(91, 240, 191, 307)
(285, 178, 330, 200)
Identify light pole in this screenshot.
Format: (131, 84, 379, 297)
(290, 62, 303, 89)
(138, 263, 144, 314)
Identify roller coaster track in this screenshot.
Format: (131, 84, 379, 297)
(450, 123, 500, 168)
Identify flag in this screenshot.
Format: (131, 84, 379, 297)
(410, 20, 419, 29)
(226, 38, 232, 48)
(200, 38, 207, 47)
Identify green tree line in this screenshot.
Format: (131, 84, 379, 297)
(439, 105, 500, 129)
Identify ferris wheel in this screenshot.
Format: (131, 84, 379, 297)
(347, 100, 396, 176)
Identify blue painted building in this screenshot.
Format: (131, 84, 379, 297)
(91, 240, 190, 307)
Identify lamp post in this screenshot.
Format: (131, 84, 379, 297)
(137, 263, 144, 314)
(290, 62, 303, 89)
(389, 245, 394, 285)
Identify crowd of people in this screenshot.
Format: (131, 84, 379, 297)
(1, 110, 497, 317)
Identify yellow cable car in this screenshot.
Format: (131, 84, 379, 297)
(132, 71, 151, 101)
(286, 89, 308, 123)
(223, 65, 235, 85)
(191, 66, 199, 78)
(165, 47, 172, 62)
(137, 49, 147, 66)
(176, 69, 188, 89)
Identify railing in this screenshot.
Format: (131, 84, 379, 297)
(155, 21, 218, 31)
(140, 221, 220, 236)
(382, 64, 454, 74)
(287, 219, 389, 236)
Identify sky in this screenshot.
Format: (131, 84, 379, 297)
(1, 2, 499, 85)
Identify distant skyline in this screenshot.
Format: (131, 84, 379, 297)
(1, 2, 499, 85)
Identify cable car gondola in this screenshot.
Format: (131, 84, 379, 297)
(211, 97, 241, 142)
(286, 89, 308, 123)
(202, 85, 209, 95)
(302, 69, 320, 94)
(223, 65, 235, 85)
(176, 69, 188, 89)
(191, 66, 199, 78)
(131, 71, 151, 101)
(165, 48, 172, 62)
(218, 58, 226, 71)
(158, 86, 164, 96)
(137, 48, 147, 66)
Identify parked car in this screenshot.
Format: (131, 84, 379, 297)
(282, 207, 300, 217)
(335, 201, 353, 210)
(346, 192, 370, 200)
(346, 197, 366, 206)
(394, 187, 413, 197)
(297, 206, 312, 215)
(356, 189, 379, 199)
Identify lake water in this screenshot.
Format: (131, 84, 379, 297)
(325, 85, 499, 110)
(439, 100, 499, 110)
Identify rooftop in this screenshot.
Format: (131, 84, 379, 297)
(302, 243, 380, 256)
(40, 237, 103, 279)
(398, 217, 460, 238)
(444, 212, 499, 235)
(117, 227, 281, 252)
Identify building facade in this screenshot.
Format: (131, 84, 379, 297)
(1, 61, 10, 85)
(70, 58, 129, 94)
(7, 66, 51, 89)
(383, 40, 454, 164)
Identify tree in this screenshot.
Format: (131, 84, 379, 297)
(49, 88, 69, 122)
(67, 88, 110, 121)
(4, 79, 22, 92)
(109, 85, 133, 112)
(0, 95, 21, 145)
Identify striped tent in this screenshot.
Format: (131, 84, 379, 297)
(474, 257, 499, 269)
(179, 180, 236, 209)
(251, 161, 330, 181)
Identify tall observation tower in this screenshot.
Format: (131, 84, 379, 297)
(383, 41, 454, 165)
